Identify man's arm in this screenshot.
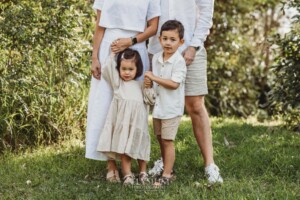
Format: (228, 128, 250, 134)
(191, 0, 214, 47)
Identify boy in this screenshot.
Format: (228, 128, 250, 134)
(144, 20, 186, 186)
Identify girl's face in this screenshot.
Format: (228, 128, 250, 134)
(120, 59, 137, 81)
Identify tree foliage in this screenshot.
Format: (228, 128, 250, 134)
(206, 0, 282, 117)
(269, 0, 300, 131)
(0, 0, 94, 151)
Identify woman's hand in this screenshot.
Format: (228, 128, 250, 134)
(111, 38, 132, 53)
(91, 58, 101, 80)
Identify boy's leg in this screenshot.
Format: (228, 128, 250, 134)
(161, 139, 175, 177)
(153, 118, 165, 161)
(160, 117, 181, 177)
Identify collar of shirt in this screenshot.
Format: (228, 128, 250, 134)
(157, 50, 181, 64)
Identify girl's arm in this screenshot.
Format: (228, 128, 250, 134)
(110, 17, 159, 53)
(144, 71, 180, 90)
(91, 10, 106, 80)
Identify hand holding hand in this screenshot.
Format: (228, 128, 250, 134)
(111, 38, 131, 53)
(144, 77, 152, 88)
(144, 71, 154, 80)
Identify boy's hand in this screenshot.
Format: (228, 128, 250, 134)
(144, 71, 154, 79)
(144, 77, 152, 88)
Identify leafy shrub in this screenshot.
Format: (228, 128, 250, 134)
(0, 0, 94, 151)
(206, 0, 281, 117)
(269, 0, 300, 131)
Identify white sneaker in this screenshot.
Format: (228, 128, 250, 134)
(148, 158, 164, 177)
(205, 163, 223, 184)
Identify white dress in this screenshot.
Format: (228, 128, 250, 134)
(97, 56, 150, 161)
(86, 0, 160, 160)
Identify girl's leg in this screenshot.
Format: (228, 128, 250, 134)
(107, 160, 118, 171)
(121, 154, 132, 176)
(138, 159, 147, 173)
(138, 159, 150, 185)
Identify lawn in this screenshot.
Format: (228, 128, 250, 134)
(0, 117, 299, 200)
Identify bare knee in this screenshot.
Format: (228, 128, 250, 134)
(161, 139, 174, 148)
(185, 96, 206, 116)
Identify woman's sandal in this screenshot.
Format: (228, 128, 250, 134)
(106, 170, 121, 183)
(139, 172, 150, 185)
(123, 174, 135, 186)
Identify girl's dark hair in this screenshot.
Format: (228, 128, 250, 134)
(160, 20, 185, 39)
(116, 48, 143, 79)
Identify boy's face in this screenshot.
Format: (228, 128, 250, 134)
(159, 30, 184, 57)
(120, 59, 137, 81)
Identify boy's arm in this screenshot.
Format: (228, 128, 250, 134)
(144, 71, 179, 90)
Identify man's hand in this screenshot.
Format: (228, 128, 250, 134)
(182, 46, 197, 66)
(111, 38, 131, 53)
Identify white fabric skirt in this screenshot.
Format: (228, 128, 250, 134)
(85, 28, 149, 160)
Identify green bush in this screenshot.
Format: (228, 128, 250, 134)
(0, 0, 94, 151)
(269, 0, 300, 131)
(206, 0, 281, 117)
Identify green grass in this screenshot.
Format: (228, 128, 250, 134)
(0, 117, 299, 200)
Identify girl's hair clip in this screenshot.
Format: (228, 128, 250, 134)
(120, 52, 125, 60)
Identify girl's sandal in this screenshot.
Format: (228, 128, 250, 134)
(139, 172, 150, 185)
(153, 176, 173, 187)
(106, 170, 121, 183)
(123, 174, 135, 186)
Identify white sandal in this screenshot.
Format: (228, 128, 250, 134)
(106, 170, 121, 183)
(123, 174, 135, 186)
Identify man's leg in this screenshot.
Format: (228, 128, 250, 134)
(185, 95, 214, 166)
(185, 95, 223, 183)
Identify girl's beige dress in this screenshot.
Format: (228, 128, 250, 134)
(96, 56, 150, 161)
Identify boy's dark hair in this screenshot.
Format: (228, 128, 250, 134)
(160, 20, 184, 39)
(116, 48, 143, 79)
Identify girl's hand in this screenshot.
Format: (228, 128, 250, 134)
(91, 59, 101, 80)
(144, 77, 152, 88)
(111, 38, 131, 53)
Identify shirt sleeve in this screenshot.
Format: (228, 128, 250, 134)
(171, 58, 187, 83)
(102, 55, 120, 89)
(92, 0, 104, 11)
(147, 0, 161, 21)
(190, 0, 214, 47)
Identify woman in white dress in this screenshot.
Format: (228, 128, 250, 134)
(86, 0, 160, 182)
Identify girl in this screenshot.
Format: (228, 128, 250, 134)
(86, 0, 160, 183)
(97, 49, 150, 185)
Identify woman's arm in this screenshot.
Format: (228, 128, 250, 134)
(91, 10, 106, 80)
(111, 17, 159, 53)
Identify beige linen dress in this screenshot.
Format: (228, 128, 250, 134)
(96, 56, 150, 161)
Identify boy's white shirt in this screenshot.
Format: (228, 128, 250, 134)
(152, 50, 187, 119)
